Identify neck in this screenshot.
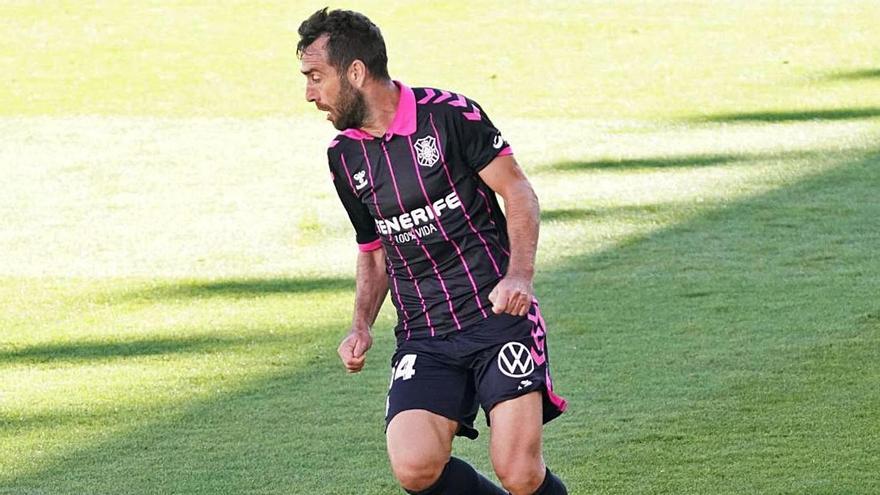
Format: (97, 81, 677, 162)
(359, 79, 399, 138)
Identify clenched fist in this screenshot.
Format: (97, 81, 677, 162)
(337, 329, 373, 373)
(488, 275, 534, 317)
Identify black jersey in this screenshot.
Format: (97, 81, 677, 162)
(328, 82, 513, 341)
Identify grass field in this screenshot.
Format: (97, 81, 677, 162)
(2, 2, 879, 494)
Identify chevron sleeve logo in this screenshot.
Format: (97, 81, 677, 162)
(417, 89, 483, 121)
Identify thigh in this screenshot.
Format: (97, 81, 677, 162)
(488, 391, 546, 492)
(386, 343, 480, 439)
(386, 409, 458, 470)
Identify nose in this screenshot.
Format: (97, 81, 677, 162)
(305, 85, 317, 103)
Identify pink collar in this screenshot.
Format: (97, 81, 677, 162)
(384, 81, 417, 139)
(340, 81, 416, 141)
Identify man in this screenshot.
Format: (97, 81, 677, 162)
(297, 8, 568, 495)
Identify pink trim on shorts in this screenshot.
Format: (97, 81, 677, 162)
(530, 299, 568, 413)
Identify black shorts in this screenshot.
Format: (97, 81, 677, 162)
(384, 299, 567, 439)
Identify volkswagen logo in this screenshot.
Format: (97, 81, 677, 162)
(497, 342, 535, 378)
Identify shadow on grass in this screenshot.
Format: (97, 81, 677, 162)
(0, 326, 402, 494)
(692, 107, 880, 123)
(823, 68, 880, 82)
(1, 410, 109, 431)
(541, 208, 598, 223)
(542, 150, 819, 172)
(4, 148, 880, 493)
(547, 154, 741, 171)
(118, 276, 353, 302)
(537, 147, 880, 492)
(541, 204, 672, 223)
(0, 334, 288, 366)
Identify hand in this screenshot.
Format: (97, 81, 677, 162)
(488, 275, 534, 317)
(337, 328, 373, 373)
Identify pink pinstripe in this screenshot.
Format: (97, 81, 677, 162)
(338, 153, 357, 194)
(406, 135, 487, 320)
(357, 141, 420, 338)
(429, 114, 503, 277)
(381, 141, 461, 332)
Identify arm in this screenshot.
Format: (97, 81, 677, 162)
(337, 246, 389, 373)
(478, 154, 539, 317)
(328, 150, 388, 373)
(443, 92, 534, 315)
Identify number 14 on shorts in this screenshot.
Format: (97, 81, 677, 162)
(386, 354, 417, 417)
(392, 354, 417, 381)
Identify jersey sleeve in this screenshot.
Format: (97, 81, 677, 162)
(452, 97, 512, 173)
(328, 151, 381, 252)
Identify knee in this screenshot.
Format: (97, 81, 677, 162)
(494, 459, 545, 495)
(390, 453, 448, 492)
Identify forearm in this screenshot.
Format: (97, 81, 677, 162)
(352, 247, 389, 331)
(502, 181, 540, 281)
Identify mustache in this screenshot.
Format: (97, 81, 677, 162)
(316, 104, 331, 112)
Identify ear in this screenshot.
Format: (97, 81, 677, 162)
(347, 59, 367, 89)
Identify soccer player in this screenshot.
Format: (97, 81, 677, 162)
(297, 8, 568, 495)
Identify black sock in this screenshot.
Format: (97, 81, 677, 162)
(531, 467, 567, 495)
(405, 457, 506, 495)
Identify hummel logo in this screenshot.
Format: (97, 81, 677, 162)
(353, 170, 367, 190)
(493, 134, 503, 149)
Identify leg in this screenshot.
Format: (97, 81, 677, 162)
(475, 300, 569, 494)
(387, 409, 506, 494)
(488, 391, 546, 494)
(386, 409, 457, 492)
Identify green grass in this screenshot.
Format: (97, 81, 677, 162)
(2, 1, 880, 494)
(2, 1, 880, 119)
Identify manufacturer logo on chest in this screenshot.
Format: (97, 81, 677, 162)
(353, 170, 368, 190)
(413, 135, 440, 168)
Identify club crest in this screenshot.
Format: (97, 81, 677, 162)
(414, 136, 440, 168)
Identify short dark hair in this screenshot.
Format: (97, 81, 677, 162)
(297, 8, 390, 81)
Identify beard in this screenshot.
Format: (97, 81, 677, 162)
(331, 76, 368, 131)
